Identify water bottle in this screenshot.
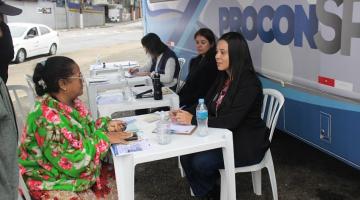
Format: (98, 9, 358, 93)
(95, 55, 101, 66)
(196, 98, 209, 137)
(117, 65, 125, 81)
(122, 80, 134, 101)
(153, 73, 163, 100)
(157, 111, 171, 145)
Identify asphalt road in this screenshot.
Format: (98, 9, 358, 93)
(58, 21, 144, 54)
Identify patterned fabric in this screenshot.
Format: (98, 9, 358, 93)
(215, 79, 231, 111)
(18, 94, 111, 193)
(29, 163, 118, 200)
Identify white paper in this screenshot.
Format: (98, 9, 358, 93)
(169, 124, 196, 134)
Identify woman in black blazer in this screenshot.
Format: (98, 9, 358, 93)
(171, 32, 269, 199)
(178, 28, 218, 108)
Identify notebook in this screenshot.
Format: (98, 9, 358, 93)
(153, 123, 197, 135)
(170, 124, 197, 135)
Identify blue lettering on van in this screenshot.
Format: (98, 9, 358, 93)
(219, 0, 360, 56)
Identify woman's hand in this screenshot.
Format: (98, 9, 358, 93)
(169, 109, 180, 123)
(174, 110, 193, 125)
(136, 71, 151, 76)
(108, 120, 126, 132)
(128, 67, 139, 75)
(107, 131, 133, 144)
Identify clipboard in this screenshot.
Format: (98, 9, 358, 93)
(153, 124, 197, 135)
(170, 124, 197, 135)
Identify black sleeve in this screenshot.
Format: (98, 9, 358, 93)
(0, 22, 14, 83)
(207, 85, 261, 130)
(193, 58, 218, 97)
(180, 57, 218, 107)
(0, 22, 14, 63)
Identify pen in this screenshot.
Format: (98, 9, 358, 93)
(179, 105, 186, 110)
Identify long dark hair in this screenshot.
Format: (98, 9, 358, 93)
(211, 32, 257, 102)
(33, 56, 76, 96)
(220, 32, 255, 81)
(141, 33, 168, 58)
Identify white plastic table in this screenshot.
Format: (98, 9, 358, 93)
(97, 86, 179, 117)
(89, 61, 139, 71)
(111, 115, 236, 200)
(85, 75, 152, 119)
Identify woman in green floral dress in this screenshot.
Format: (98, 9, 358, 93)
(18, 56, 132, 200)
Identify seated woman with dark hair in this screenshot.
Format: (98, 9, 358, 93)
(171, 32, 269, 199)
(18, 56, 132, 200)
(177, 28, 218, 108)
(129, 32, 180, 90)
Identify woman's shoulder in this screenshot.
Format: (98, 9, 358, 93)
(238, 70, 262, 88)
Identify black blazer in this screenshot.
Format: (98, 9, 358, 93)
(190, 70, 269, 166)
(178, 50, 218, 108)
(0, 22, 15, 84)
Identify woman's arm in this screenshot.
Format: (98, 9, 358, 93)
(139, 58, 152, 72)
(159, 58, 175, 84)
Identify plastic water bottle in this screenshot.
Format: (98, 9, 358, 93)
(157, 111, 171, 145)
(122, 80, 134, 101)
(95, 55, 101, 66)
(117, 65, 125, 81)
(196, 98, 208, 137)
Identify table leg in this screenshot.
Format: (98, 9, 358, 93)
(113, 154, 135, 200)
(221, 133, 236, 200)
(88, 84, 98, 119)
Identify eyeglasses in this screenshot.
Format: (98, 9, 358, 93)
(67, 73, 83, 80)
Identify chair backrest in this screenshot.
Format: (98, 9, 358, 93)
(261, 89, 285, 141)
(7, 85, 33, 200)
(24, 74, 36, 99)
(7, 85, 35, 140)
(176, 58, 186, 93)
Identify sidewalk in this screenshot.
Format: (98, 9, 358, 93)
(57, 19, 143, 33)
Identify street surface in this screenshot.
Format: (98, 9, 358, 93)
(8, 20, 147, 88)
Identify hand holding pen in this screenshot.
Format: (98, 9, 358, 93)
(169, 105, 186, 122)
(128, 67, 139, 75)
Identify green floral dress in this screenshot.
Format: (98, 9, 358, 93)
(18, 94, 111, 193)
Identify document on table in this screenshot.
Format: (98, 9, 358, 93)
(169, 124, 196, 135)
(88, 77, 109, 83)
(111, 139, 151, 156)
(125, 71, 134, 78)
(152, 123, 196, 135)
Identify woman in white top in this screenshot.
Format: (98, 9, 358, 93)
(129, 33, 180, 90)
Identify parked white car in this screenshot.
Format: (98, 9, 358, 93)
(8, 23, 59, 63)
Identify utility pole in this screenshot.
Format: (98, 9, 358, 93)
(64, 0, 69, 29)
(79, 0, 84, 29)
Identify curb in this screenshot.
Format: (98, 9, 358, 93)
(58, 18, 142, 32)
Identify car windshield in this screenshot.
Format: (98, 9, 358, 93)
(9, 25, 27, 38)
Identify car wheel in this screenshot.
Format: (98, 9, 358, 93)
(16, 49, 26, 63)
(49, 43, 57, 55)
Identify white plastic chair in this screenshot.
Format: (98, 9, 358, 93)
(176, 57, 187, 177)
(18, 174, 31, 200)
(7, 85, 34, 200)
(219, 88, 285, 200)
(176, 58, 186, 93)
(7, 85, 35, 137)
(24, 74, 36, 99)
